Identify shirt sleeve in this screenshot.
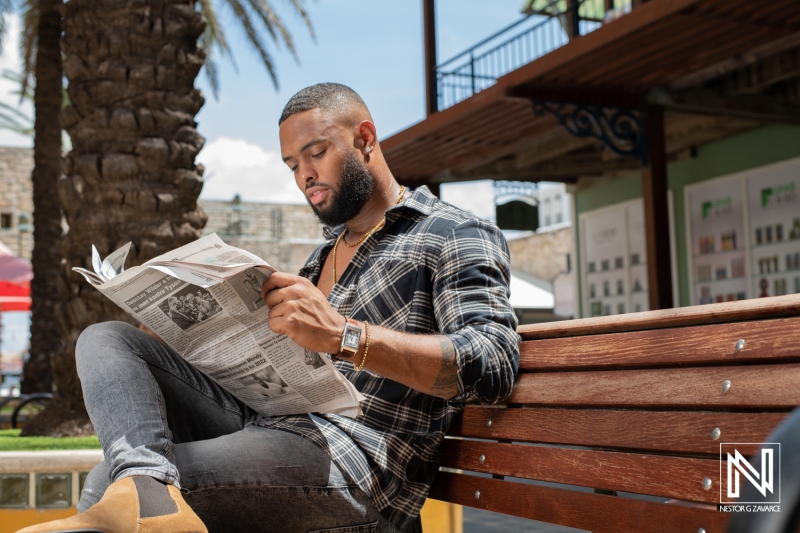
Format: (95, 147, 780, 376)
(432, 218, 520, 404)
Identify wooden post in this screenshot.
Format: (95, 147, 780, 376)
(423, 0, 438, 115)
(566, 0, 581, 39)
(641, 107, 674, 310)
(604, 0, 615, 13)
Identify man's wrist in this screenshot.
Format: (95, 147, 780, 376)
(327, 314, 348, 356)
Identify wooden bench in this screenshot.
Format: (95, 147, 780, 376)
(430, 294, 800, 533)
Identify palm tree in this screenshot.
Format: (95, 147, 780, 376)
(17, 0, 64, 398)
(21, 0, 312, 435)
(0, 1, 64, 397)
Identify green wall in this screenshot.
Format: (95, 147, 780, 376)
(574, 123, 800, 314)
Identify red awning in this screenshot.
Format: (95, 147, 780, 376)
(0, 241, 32, 312)
(0, 281, 30, 312)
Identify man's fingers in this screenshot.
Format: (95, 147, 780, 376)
(263, 288, 289, 308)
(261, 272, 299, 300)
(267, 315, 287, 335)
(267, 302, 288, 320)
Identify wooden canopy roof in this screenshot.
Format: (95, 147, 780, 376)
(382, 0, 800, 186)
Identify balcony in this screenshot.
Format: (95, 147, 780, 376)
(386, 0, 800, 185)
(436, 0, 623, 110)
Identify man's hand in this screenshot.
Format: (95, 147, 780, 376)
(261, 272, 346, 354)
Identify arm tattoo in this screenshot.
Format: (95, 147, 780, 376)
(431, 336, 458, 398)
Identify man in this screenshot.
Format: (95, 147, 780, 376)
(241, 269, 266, 311)
(193, 291, 216, 319)
(19, 83, 519, 533)
(166, 296, 196, 330)
(242, 269, 262, 294)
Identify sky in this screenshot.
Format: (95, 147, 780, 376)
(0, 1, 528, 214)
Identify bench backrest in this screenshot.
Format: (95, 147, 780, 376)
(432, 294, 800, 533)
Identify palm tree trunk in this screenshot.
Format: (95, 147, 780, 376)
(21, 0, 63, 398)
(26, 0, 208, 435)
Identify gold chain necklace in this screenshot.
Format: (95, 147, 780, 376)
(332, 186, 405, 285)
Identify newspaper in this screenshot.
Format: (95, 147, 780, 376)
(73, 234, 364, 418)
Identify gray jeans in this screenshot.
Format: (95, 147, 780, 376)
(76, 321, 400, 533)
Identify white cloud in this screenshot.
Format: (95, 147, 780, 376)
(0, 15, 33, 148)
(197, 137, 305, 204)
(440, 180, 496, 221)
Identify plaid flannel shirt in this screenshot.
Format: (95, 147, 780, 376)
(256, 186, 520, 531)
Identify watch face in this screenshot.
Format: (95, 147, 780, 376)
(343, 327, 361, 349)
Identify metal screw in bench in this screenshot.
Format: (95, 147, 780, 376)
(486, 419, 492, 427)
(479, 454, 485, 464)
(702, 477, 712, 491)
(722, 380, 731, 393)
(735, 339, 745, 352)
(711, 427, 721, 440)
(474, 490, 481, 500)
(698, 529, 706, 533)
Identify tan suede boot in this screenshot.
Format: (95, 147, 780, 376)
(16, 477, 207, 533)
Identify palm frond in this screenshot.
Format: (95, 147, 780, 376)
(285, 0, 315, 41)
(198, 0, 239, 100)
(202, 49, 222, 100)
(2, 69, 34, 102)
(0, 101, 33, 136)
(198, 0, 314, 92)
(198, 0, 231, 57)
(225, 0, 279, 88)
(0, 0, 15, 55)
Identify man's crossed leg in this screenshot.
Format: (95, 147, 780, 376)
(18, 322, 394, 533)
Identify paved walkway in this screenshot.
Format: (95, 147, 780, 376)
(463, 507, 587, 533)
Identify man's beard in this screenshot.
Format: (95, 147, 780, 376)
(307, 150, 374, 226)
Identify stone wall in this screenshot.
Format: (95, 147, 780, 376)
(0, 147, 34, 260)
(507, 227, 572, 281)
(199, 199, 324, 275)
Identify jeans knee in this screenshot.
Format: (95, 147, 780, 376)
(76, 321, 139, 375)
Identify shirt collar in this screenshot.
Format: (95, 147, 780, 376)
(320, 185, 437, 241)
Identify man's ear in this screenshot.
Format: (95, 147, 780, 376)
(356, 120, 378, 156)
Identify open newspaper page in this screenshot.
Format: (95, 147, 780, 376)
(73, 234, 364, 418)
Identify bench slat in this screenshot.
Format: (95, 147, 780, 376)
(519, 316, 800, 370)
(429, 472, 727, 533)
(440, 440, 720, 503)
(509, 364, 800, 408)
(451, 407, 788, 454)
(518, 294, 800, 340)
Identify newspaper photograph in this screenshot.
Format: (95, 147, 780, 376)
(73, 234, 364, 418)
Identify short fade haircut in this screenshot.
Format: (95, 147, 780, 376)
(279, 83, 369, 126)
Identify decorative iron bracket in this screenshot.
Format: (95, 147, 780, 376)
(532, 102, 648, 166)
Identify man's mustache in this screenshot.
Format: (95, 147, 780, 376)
(306, 182, 333, 191)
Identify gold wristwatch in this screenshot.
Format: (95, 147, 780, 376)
(337, 318, 362, 359)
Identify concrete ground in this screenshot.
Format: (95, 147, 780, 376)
(463, 507, 588, 532)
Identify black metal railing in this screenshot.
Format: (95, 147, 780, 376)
(436, 0, 624, 110)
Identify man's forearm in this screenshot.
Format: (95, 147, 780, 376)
(349, 325, 459, 400)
